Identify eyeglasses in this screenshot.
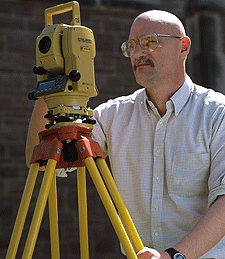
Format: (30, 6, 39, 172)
(121, 33, 182, 57)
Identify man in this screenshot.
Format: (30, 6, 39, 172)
(26, 10, 225, 259)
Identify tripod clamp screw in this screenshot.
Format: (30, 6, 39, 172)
(79, 147, 85, 153)
(56, 148, 61, 154)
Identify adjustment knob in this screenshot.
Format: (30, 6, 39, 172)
(33, 66, 47, 75)
(69, 70, 81, 82)
(28, 91, 38, 100)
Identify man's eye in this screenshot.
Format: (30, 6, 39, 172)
(145, 39, 156, 47)
(140, 36, 157, 47)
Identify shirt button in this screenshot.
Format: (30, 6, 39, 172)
(154, 232, 159, 237)
(159, 121, 163, 126)
(155, 177, 160, 182)
(156, 149, 161, 153)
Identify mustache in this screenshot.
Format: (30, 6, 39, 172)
(133, 58, 154, 71)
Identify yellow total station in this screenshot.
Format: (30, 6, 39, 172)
(29, 1, 98, 129)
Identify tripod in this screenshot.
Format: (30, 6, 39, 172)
(5, 124, 144, 259)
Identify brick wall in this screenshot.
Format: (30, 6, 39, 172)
(0, 0, 197, 258)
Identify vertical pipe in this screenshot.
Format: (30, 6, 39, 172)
(48, 174, 60, 259)
(77, 167, 89, 259)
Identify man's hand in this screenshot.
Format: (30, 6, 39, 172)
(137, 247, 170, 259)
(137, 247, 160, 258)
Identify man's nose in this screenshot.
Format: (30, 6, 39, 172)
(132, 43, 148, 58)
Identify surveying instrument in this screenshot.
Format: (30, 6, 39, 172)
(5, 1, 144, 258)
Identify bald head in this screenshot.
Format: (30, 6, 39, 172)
(127, 9, 191, 92)
(130, 10, 186, 39)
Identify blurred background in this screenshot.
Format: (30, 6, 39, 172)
(0, 0, 225, 258)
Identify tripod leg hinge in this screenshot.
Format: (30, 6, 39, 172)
(76, 137, 105, 161)
(30, 139, 63, 165)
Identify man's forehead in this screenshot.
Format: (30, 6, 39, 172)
(129, 19, 172, 39)
(129, 13, 184, 39)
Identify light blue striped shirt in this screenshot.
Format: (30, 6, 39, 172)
(93, 75, 225, 258)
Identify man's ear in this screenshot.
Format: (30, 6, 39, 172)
(180, 36, 191, 59)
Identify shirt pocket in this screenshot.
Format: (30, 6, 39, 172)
(168, 153, 210, 197)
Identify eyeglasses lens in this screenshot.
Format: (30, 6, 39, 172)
(121, 40, 134, 57)
(140, 34, 158, 50)
(121, 34, 159, 57)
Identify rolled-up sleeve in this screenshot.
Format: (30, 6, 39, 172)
(208, 106, 225, 206)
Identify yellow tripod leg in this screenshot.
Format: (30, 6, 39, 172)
(77, 167, 89, 259)
(48, 173, 60, 259)
(84, 157, 138, 259)
(22, 159, 57, 259)
(5, 163, 39, 259)
(96, 158, 144, 253)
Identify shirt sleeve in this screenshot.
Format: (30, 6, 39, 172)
(208, 106, 225, 206)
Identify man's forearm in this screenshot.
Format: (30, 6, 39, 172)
(25, 98, 48, 167)
(173, 194, 225, 259)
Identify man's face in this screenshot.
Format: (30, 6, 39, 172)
(129, 18, 182, 88)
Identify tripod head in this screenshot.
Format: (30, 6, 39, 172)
(28, 1, 98, 129)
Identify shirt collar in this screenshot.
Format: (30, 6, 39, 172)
(145, 74, 194, 118)
(170, 74, 193, 117)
